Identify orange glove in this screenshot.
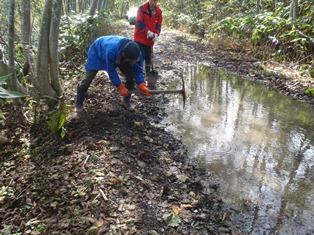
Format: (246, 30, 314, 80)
(138, 83, 150, 96)
(117, 84, 129, 96)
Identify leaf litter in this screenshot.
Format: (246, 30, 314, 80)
(1, 21, 313, 235)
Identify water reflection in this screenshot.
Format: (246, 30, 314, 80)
(163, 65, 314, 234)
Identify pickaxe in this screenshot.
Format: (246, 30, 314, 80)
(129, 76, 186, 106)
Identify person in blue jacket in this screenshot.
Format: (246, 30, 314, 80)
(75, 35, 150, 112)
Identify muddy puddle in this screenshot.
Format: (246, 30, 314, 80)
(161, 65, 314, 234)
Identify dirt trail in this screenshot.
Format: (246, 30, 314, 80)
(1, 21, 313, 235)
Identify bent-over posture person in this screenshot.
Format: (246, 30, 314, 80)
(75, 35, 150, 112)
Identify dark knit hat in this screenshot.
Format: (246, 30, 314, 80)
(122, 41, 140, 60)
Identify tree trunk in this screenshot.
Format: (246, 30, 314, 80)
(8, 0, 26, 95)
(8, 0, 18, 91)
(71, 0, 77, 13)
(22, 0, 31, 56)
(78, 0, 83, 12)
(89, 0, 98, 16)
(0, 49, 9, 77)
(97, 0, 102, 12)
(274, 0, 277, 10)
(120, 0, 125, 18)
(66, 0, 71, 13)
(35, 0, 58, 103)
(8, 0, 25, 110)
(290, 0, 298, 20)
(80, 0, 87, 12)
(49, 0, 63, 95)
(21, 0, 35, 87)
(81, 0, 86, 12)
(103, 0, 110, 10)
(256, 0, 260, 14)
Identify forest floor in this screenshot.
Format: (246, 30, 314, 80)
(0, 21, 313, 235)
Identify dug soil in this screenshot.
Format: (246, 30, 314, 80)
(1, 21, 313, 235)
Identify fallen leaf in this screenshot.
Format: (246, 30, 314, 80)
(50, 201, 58, 208)
(232, 229, 244, 235)
(137, 160, 146, 168)
(178, 208, 193, 222)
(144, 136, 154, 143)
(171, 204, 180, 215)
(162, 212, 181, 227)
(96, 218, 104, 227)
(81, 216, 96, 224)
(166, 166, 179, 176)
(110, 178, 123, 184)
(132, 175, 144, 181)
(109, 146, 119, 152)
(75, 186, 87, 197)
(181, 204, 193, 209)
(98, 140, 110, 146)
(24, 155, 31, 160)
(124, 203, 136, 210)
(87, 226, 98, 235)
(148, 230, 159, 235)
(221, 211, 228, 222)
(138, 150, 151, 158)
(177, 174, 189, 182)
(161, 185, 171, 198)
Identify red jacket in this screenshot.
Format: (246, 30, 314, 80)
(134, 2, 162, 47)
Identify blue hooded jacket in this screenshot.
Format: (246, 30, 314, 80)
(85, 36, 145, 87)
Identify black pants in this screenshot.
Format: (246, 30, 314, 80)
(76, 63, 135, 106)
(136, 42, 152, 73)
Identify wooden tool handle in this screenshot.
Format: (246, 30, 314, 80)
(129, 89, 183, 95)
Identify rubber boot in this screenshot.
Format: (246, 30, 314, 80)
(75, 85, 87, 111)
(121, 79, 135, 112)
(121, 96, 135, 112)
(144, 64, 154, 90)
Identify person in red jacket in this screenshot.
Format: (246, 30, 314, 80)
(134, 0, 162, 89)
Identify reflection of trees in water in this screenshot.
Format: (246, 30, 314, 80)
(169, 65, 314, 233)
(269, 134, 309, 234)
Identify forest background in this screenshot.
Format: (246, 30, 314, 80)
(0, 0, 313, 233)
(0, 0, 313, 140)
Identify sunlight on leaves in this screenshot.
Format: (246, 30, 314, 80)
(48, 104, 70, 138)
(109, 146, 120, 152)
(0, 87, 28, 98)
(305, 88, 314, 96)
(0, 186, 8, 203)
(0, 75, 10, 85)
(0, 75, 28, 98)
(133, 121, 141, 126)
(96, 218, 104, 228)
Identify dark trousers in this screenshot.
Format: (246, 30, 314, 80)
(76, 63, 135, 106)
(136, 42, 152, 73)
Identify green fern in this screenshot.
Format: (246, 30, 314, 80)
(47, 104, 70, 138)
(305, 88, 314, 96)
(0, 75, 28, 99)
